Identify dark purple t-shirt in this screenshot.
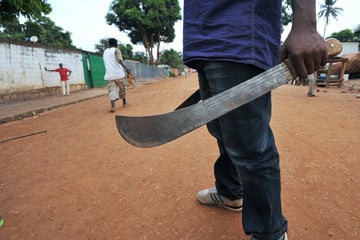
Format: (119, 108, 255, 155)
(183, 0, 282, 70)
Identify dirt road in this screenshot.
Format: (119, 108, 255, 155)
(0, 74, 359, 240)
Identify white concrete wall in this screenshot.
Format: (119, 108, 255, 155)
(340, 42, 359, 55)
(0, 41, 85, 95)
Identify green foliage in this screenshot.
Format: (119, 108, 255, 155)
(119, 44, 134, 60)
(160, 49, 182, 68)
(0, 18, 25, 38)
(281, 0, 292, 32)
(94, 39, 109, 54)
(354, 25, 360, 40)
(169, 71, 177, 77)
(0, 0, 51, 26)
(0, 0, 75, 49)
(329, 29, 356, 42)
(0, 16, 76, 49)
(133, 51, 147, 63)
(94, 38, 136, 60)
(106, 0, 181, 65)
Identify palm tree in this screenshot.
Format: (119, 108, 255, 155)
(318, 0, 344, 37)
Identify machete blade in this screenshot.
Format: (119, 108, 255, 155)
(116, 103, 207, 147)
(174, 89, 201, 110)
(115, 61, 294, 148)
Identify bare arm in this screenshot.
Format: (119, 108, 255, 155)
(119, 60, 131, 74)
(115, 48, 131, 74)
(45, 67, 55, 72)
(280, 0, 328, 79)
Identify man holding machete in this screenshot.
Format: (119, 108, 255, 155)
(183, 0, 327, 239)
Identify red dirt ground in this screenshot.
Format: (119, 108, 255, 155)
(0, 73, 359, 240)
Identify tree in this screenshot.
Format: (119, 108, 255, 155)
(0, 18, 25, 39)
(106, 0, 181, 66)
(133, 51, 147, 63)
(329, 29, 356, 42)
(281, 0, 292, 32)
(160, 49, 182, 68)
(119, 44, 135, 60)
(354, 25, 360, 41)
(318, 0, 344, 37)
(94, 39, 109, 54)
(0, 16, 75, 49)
(36, 17, 74, 48)
(94, 38, 135, 60)
(0, 0, 51, 26)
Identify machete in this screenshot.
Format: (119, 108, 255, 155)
(115, 60, 295, 148)
(174, 89, 200, 110)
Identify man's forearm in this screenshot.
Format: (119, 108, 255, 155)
(119, 61, 130, 73)
(291, 0, 317, 31)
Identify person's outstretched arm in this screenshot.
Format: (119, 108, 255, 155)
(45, 67, 56, 72)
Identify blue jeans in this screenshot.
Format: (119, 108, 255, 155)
(196, 61, 288, 240)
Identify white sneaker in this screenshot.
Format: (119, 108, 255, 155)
(250, 232, 288, 240)
(197, 187, 242, 213)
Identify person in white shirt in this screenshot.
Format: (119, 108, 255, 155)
(103, 38, 131, 112)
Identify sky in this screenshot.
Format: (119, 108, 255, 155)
(45, 0, 359, 53)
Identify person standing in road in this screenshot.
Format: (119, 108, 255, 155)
(45, 63, 72, 96)
(103, 38, 131, 112)
(183, 0, 328, 239)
